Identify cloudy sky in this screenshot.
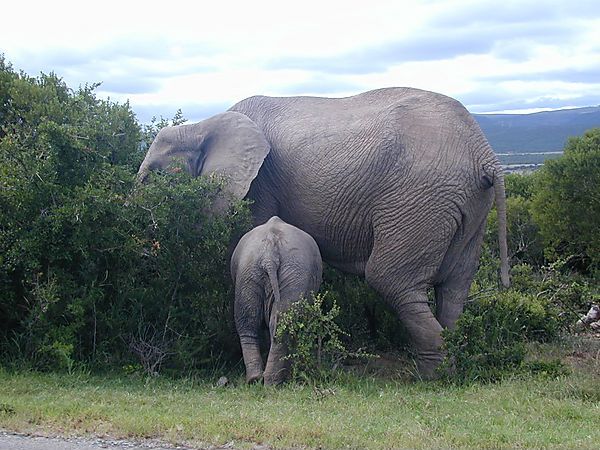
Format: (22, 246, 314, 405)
(2, 0, 599, 123)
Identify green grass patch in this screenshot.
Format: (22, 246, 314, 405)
(1, 338, 599, 450)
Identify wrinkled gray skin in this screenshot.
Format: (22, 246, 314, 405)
(138, 87, 510, 379)
(231, 216, 323, 385)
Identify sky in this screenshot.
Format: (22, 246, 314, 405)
(2, 0, 599, 123)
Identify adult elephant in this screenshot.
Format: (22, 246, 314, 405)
(138, 87, 509, 379)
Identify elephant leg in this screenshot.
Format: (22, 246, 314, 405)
(263, 308, 291, 386)
(393, 291, 444, 380)
(365, 264, 445, 379)
(435, 220, 487, 329)
(235, 285, 265, 384)
(240, 337, 264, 384)
(434, 285, 465, 330)
(263, 273, 316, 385)
(365, 215, 456, 380)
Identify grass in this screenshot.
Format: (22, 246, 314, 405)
(1, 338, 599, 449)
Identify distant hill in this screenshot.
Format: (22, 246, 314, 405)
(473, 106, 600, 152)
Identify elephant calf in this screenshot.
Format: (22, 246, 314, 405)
(231, 216, 322, 385)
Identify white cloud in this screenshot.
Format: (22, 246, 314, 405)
(2, 0, 599, 121)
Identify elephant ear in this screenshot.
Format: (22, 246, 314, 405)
(197, 111, 270, 200)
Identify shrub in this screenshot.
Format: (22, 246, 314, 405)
(483, 174, 545, 271)
(0, 58, 140, 370)
(276, 292, 374, 382)
(441, 289, 561, 383)
(534, 260, 599, 331)
(532, 128, 600, 272)
(322, 265, 410, 352)
(505, 172, 537, 200)
(496, 260, 598, 332)
(0, 58, 252, 374)
(113, 170, 252, 374)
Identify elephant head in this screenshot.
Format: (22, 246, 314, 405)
(137, 111, 270, 201)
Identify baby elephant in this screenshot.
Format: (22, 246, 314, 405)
(231, 216, 322, 385)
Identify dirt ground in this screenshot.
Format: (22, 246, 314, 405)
(0, 431, 196, 450)
(0, 430, 268, 450)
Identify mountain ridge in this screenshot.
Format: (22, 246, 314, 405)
(472, 106, 600, 152)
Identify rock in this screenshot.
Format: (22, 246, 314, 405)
(216, 376, 229, 387)
(576, 304, 600, 331)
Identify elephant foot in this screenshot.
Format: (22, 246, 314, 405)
(240, 342, 264, 384)
(245, 369, 264, 384)
(264, 346, 291, 386)
(415, 351, 444, 381)
(263, 372, 286, 386)
(263, 365, 289, 386)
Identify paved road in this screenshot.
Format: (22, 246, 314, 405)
(0, 431, 196, 450)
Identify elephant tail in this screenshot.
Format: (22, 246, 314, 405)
(493, 169, 510, 288)
(261, 238, 282, 321)
(265, 262, 281, 307)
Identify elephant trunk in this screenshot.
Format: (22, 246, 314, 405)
(137, 167, 149, 183)
(494, 170, 510, 288)
(136, 157, 151, 183)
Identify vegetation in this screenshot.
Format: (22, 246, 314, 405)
(1, 56, 599, 448)
(0, 57, 252, 375)
(0, 344, 598, 450)
(532, 128, 600, 272)
(276, 292, 375, 382)
(444, 151, 599, 384)
(441, 288, 564, 384)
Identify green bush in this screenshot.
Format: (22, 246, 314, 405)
(482, 173, 545, 272)
(117, 170, 252, 374)
(532, 128, 600, 272)
(441, 289, 561, 383)
(494, 260, 598, 331)
(322, 265, 410, 352)
(0, 57, 252, 374)
(36, 341, 75, 373)
(505, 172, 537, 200)
(532, 260, 598, 331)
(276, 292, 373, 382)
(0, 57, 140, 369)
